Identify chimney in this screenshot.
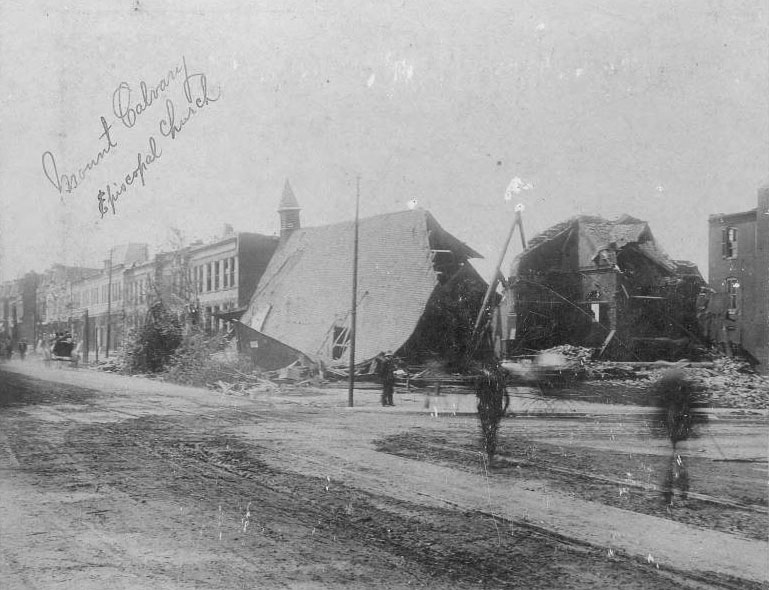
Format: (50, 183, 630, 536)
(277, 179, 301, 239)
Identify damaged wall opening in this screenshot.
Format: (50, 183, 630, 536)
(331, 325, 350, 360)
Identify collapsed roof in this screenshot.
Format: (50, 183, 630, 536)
(510, 214, 677, 276)
(241, 209, 481, 365)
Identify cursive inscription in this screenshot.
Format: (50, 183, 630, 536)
(159, 56, 220, 140)
(42, 117, 118, 202)
(112, 63, 185, 129)
(41, 55, 220, 217)
(97, 136, 162, 217)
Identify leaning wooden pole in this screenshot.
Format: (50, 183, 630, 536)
(348, 177, 361, 407)
(472, 210, 523, 341)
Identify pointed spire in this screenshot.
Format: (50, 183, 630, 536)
(278, 179, 301, 211)
(278, 179, 301, 239)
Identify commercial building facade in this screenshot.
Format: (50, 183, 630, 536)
(705, 184, 769, 372)
(0, 229, 278, 360)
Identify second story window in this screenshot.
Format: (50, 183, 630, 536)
(722, 227, 738, 259)
(725, 277, 740, 318)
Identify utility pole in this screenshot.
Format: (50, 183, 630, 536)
(106, 247, 113, 358)
(348, 176, 360, 408)
(83, 309, 89, 364)
(471, 205, 527, 353)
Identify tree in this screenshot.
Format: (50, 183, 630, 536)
(474, 361, 510, 463)
(124, 301, 183, 372)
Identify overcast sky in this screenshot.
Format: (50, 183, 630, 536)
(1, 0, 767, 283)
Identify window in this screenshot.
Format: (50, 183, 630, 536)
(223, 259, 229, 289)
(722, 227, 738, 259)
(229, 257, 236, 288)
(214, 260, 220, 290)
(725, 277, 740, 317)
(206, 263, 212, 292)
(331, 325, 350, 360)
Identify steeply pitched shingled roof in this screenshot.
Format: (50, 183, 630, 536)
(510, 214, 675, 275)
(242, 209, 480, 363)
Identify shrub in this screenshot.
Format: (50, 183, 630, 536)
(162, 330, 254, 388)
(123, 302, 183, 373)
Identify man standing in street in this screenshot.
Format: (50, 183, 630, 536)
(378, 351, 396, 407)
(18, 339, 28, 361)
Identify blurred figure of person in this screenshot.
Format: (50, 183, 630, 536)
(5, 339, 13, 360)
(17, 339, 28, 361)
(71, 340, 81, 368)
(41, 336, 53, 367)
(475, 361, 511, 463)
(378, 351, 397, 407)
(649, 368, 708, 505)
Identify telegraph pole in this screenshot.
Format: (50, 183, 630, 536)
(348, 177, 360, 407)
(106, 247, 113, 358)
(83, 309, 89, 364)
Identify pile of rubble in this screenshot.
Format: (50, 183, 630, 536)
(209, 377, 281, 398)
(533, 346, 769, 410)
(659, 357, 769, 410)
(208, 361, 318, 396)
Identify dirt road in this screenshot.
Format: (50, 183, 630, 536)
(0, 361, 766, 589)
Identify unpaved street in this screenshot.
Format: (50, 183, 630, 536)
(0, 362, 767, 589)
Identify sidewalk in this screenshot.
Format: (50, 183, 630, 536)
(335, 385, 769, 419)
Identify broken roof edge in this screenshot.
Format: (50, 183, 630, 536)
(622, 243, 678, 275)
(268, 207, 482, 258)
(510, 214, 670, 277)
(672, 260, 706, 281)
(423, 211, 483, 259)
(508, 217, 576, 276)
(233, 320, 318, 365)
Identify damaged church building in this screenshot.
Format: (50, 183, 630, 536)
(233, 182, 488, 373)
(493, 214, 706, 361)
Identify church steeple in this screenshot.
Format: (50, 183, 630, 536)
(278, 179, 301, 239)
